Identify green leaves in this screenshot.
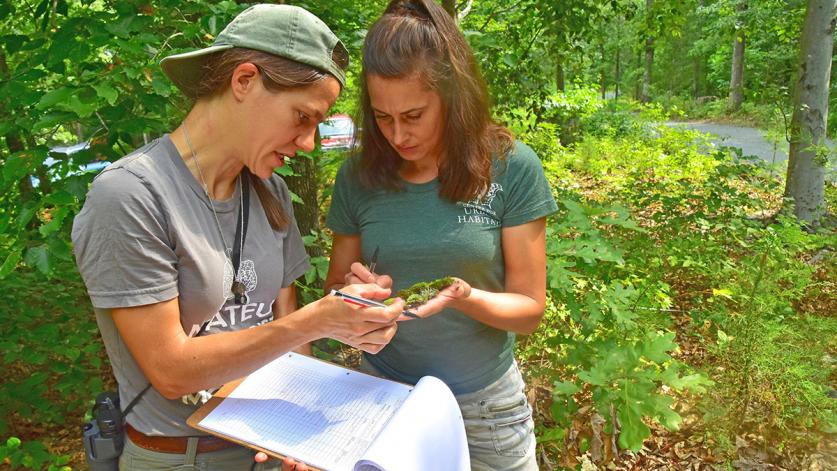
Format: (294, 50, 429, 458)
(0, 250, 22, 278)
(24, 246, 50, 276)
(0, 435, 70, 470)
(638, 331, 676, 363)
(617, 401, 650, 451)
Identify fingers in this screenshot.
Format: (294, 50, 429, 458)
(354, 323, 399, 354)
(319, 294, 403, 348)
(411, 297, 445, 318)
(281, 457, 309, 471)
(448, 278, 471, 299)
(346, 262, 393, 288)
(374, 274, 393, 289)
(397, 311, 420, 322)
(255, 452, 268, 463)
(409, 278, 471, 318)
(344, 297, 404, 328)
(339, 282, 391, 303)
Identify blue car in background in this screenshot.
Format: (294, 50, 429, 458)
(30, 141, 110, 187)
(49, 141, 111, 173)
(318, 114, 356, 150)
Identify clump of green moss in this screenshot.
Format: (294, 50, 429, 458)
(388, 276, 456, 309)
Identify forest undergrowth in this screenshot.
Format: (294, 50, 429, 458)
(1, 104, 835, 471)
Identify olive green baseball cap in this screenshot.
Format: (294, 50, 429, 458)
(160, 4, 348, 98)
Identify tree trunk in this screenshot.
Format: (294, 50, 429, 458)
(641, 37, 654, 103)
(442, 0, 456, 18)
(694, 0, 705, 98)
(784, 0, 836, 226)
(599, 42, 607, 99)
(615, 46, 621, 100)
(285, 154, 322, 260)
(556, 57, 565, 92)
(0, 48, 33, 200)
(728, 1, 747, 112)
(634, 48, 642, 100)
(641, 0, 654, 103)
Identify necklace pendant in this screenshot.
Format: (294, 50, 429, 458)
(232, 280, 246, 296)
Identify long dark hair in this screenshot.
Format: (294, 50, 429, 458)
(194, 47, 348, 230)
(358, 0, 513, 202)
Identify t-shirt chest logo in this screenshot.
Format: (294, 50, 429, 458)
(222, 257, 258, 303)
(456, 183, 502, 226)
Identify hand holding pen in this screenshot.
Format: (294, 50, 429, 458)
(331, 289, 420, 320)
(344, 245, 393, 290)
(340, 246, 420, 320)
(317, 282, 403, 354)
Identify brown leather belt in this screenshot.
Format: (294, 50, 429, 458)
(126, 424, 238, 454)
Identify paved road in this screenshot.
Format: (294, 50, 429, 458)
(665, 121, 835, 180)
(665, 121, 791, 165)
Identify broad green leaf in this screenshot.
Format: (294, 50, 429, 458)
(24, 245, 51, 275)
(35, 87, 75, 110)
(2, 34, 28, 54)
(538, 427, 566, 443)
(304, 266, 317, 285)
(553, 380, 580, 396)
(45, 191, 75, 206)
(0, 249, 22, 278)
(578, 364, 609, 386)
(150, 74, 173, 97)
(3, 153, 35, 184)
(93, 84, 119, 106)
(65, 94, 99, 118)
(32, 111, 76, 131)
(547, 258, 576, 291)
(16, 202, 39, 229)
(646, 393, 681, 430)
(0, 119, 13, 136)
(639, 332, 676, 363)
(668, 373, 713, 393)
(617, 403, 650, 451)
(33, 0, 48, 18)
(274, 164, 294, 176)
(38, 208, 68, 237)
(105, 15, 139, 38)
(287, 189, 303, 204)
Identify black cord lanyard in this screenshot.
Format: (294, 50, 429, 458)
(124, 175, 252, 419)
(231, 173, 250, 305)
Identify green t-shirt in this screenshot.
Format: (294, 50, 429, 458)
(326, 141, 558, 394)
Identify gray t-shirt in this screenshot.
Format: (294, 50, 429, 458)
(326, 141, 557, 394)
(72, 135, 310, 436)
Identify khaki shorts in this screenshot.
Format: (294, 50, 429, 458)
(119, 435, 281, 471)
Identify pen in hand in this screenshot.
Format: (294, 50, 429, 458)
(367, 245, 380, 274)
(330, 289, 420, 319)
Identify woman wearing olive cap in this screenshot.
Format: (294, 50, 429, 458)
(72, 5, 404, 470)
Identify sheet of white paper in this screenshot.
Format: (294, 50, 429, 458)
(354, 376, 470, 471)
(198, 353, 412, 471)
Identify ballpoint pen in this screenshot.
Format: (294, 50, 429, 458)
(367, 245, 380, 274)
(330, 289, 420, 319)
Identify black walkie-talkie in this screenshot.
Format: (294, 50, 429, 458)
(82, 392, 124, 471)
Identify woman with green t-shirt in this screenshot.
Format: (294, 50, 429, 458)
(320, 1, 558, 470)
